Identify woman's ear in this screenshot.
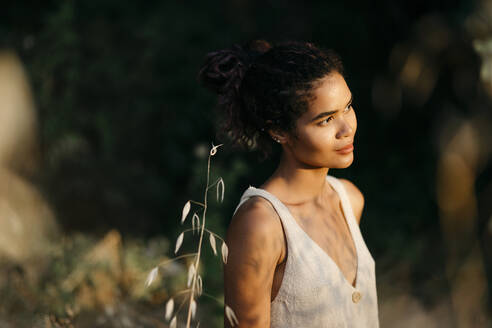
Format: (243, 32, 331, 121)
(265, 120, 289, 144)
(268, 129, 288, 144)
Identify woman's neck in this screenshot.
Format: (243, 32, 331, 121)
(260, 152, 330, 205)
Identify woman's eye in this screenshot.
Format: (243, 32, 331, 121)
(318, 104, 352, 126)
(319, 116, 334, 125)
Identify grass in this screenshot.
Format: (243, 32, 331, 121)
(144, 143, 237, 328)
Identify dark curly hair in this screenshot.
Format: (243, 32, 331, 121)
(198, 39, 344, 160)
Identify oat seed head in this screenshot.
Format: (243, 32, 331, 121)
(225, 305, 239, 327)
(209, 233, 217, 255)
(217, 178, 225, 203)
(197, 275, 203, 296)
(145, 267, 158, 287)
(192, 213, 200, 234)
(175, 232, 184, 254)
(210, 143, 223, 156)
(221, 242, 229, 264)
(187, 263, 196, 288)
(165, 298, 174, 321)
(181, 201, 191, 224)
(191, 299, 197, 320)
(170, 316, 177, 328)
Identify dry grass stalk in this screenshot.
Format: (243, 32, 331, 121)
(144, 143, 239, 327)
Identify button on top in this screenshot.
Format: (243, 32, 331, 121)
(352, 291, 362, 303)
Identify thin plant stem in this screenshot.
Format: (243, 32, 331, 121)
(190, 200, 205, 207)
(175, 292, 191, 316)
(203, 229, 225, 243)
(171, 288, 192, 299)
(207, 177, 222, 190)
(200, 291, 224, 305)
(186, 154, 211, 328)
(158, 253, 198, 267)
(179, 227, 225, 243)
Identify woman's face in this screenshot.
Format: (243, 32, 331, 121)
(284, 72, 357, 169)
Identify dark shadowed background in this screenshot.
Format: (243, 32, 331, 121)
(0, 1, 491, 327)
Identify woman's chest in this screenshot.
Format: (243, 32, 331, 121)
(274, 205, 358, 286)
(285, 204, 358, 285)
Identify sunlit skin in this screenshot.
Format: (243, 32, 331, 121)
(224, 73, 365, 328)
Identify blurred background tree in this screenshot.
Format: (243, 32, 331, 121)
(0, 0, 491, 327)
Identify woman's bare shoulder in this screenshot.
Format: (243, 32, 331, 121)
(228, 196, 283, 243)
(338, 179, 365, 224)
(226, 196, 285, 263)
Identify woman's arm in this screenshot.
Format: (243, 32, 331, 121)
(224, 198, 284, 328)
(339, 179, 365, 225)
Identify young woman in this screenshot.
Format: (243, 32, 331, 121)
(198, 40, 379, 328)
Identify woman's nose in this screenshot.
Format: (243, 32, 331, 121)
(335, 118, 353, 139)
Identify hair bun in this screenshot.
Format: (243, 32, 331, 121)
(197, 40, 272, 97)
(244, 39, 272, 56)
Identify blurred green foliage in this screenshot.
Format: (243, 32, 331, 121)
(0, 231, 181, 327)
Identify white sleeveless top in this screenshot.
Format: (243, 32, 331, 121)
(233, 175, 379, 328)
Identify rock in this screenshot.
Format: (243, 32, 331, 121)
(0, 168, 58, 262)
(0, 51, 59, 266)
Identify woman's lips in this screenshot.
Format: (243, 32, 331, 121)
(336, 143, 354, 154)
